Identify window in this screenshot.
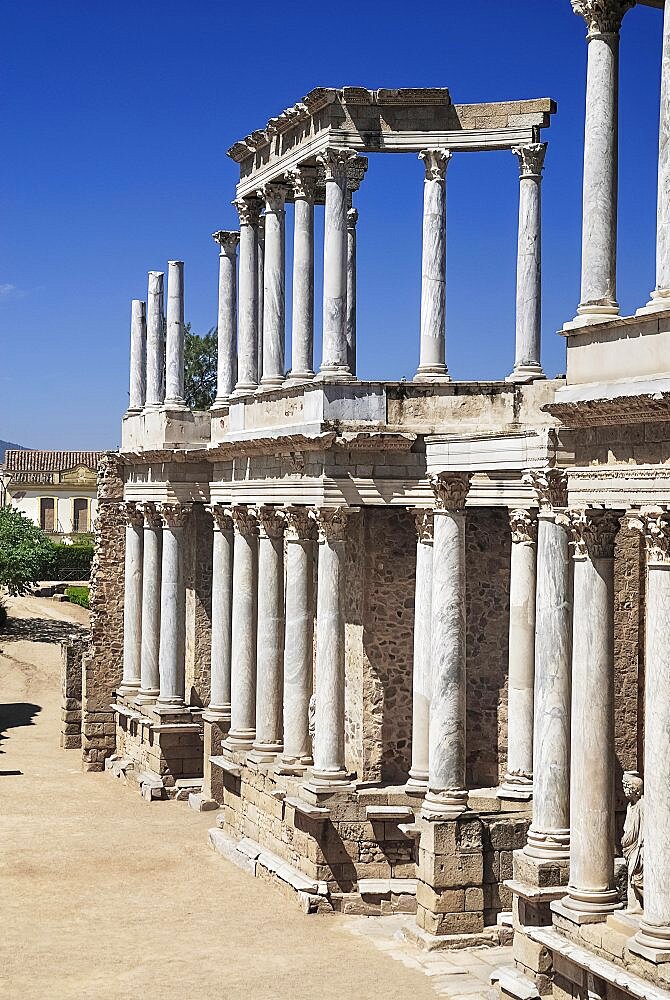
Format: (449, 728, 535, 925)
(40, 498, 55, 532)
(73, 498, 89, 533)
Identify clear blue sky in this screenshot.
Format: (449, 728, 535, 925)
(0, 0, 663, 450)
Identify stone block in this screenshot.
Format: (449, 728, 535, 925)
(465, 886, 484, 911)
(512, 849, 570, 888)
(416, 880, 465, 913)
(513, 933, 553, 975)
(488, 818, 529, 850)
(416, 905, 484, 936)
(418, 847, 483, 889)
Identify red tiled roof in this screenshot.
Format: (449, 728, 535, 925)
(4, 450, 105, 473)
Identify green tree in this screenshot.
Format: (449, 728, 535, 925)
(0, 507, 55, 595)
(184, 323, 217, 410)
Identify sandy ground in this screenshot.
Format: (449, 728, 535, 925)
(0, 595, 440, 1000)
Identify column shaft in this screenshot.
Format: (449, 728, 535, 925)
(165, 260, 186, 407)
(415, 149, 451, 381)
(320, 149, 356, 378)
(257, 218, 265, 384)
(251, 508, 285, 759)
(145, 271, 164, 408)
(260, 185, 286, 387)
(128, 300, 147, 413)
(509, 145, 546, 381)
(288, 167, 316, 382)
(226, 508, 258, 749)
(119, 504, 144, 695)
(207, 507, 234, 719)
(137, 504, 162, 703)
(234, 198, 260, 393)
(346, 206, 358, 376)
(156, 504, 190, 709)
(406, 509, 433, 794)
(212, 231, 239, 406)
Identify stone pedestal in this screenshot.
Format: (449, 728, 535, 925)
(287, 167, 315, 383)
(318, 149, 357, 379)
(250, 507, 285, 761)
(226, 507, 258, 750)
(259, 184, 287, 387)
(156, 504, 191, 711)
(211, 231, 239, 407)
(233, 198, 261, 394)
(421, 473, 470, 820)
(406, 509, 433, 795)
(415, 149, 451, 382)
(508, 144, 546, 382)
(416, 816, 485, 938)
(119, 502, 144, 696)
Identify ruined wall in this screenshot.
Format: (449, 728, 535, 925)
(60, 636, 87, 749)
(81, 454, 125, 771)
(185, 503, 213, 708)
(465, 508, 511, 788)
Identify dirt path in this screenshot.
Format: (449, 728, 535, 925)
(0, 596, 439, 1000)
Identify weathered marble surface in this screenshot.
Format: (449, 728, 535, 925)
(234, 198, 260, 393)
(145, 271, 164, 408)
(165, 260, 186, 407)
(137, 504, 162, 703)
(257, 217, 265, 381)
(252, 508, 285, 757)
(212, 232, 239, 405)
(319, 150, 355, 378)
(128, 299, 146, 412)
(509, 145, 545, 381)
(260, 186, 286, 387)
(119, 507, 143, 694)
(207, 509, 234, 717)
(415, 149, 450, 382)
(227, 508, 258, 748)
(346, 206, 358, 376)
(407, 510, 433, 793)
(156, 505, 190, 707)
(288, 169, 315, 382)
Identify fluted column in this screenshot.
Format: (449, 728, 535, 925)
(212, 231, 239, 408)
(629, 511, 670, 962)
(165, 260, 187, 408)
(523, 470, 572, 860)
(415, 149, 451, 382)
(136, 503, 162, 704)
(421, 473, 471, 820)
(287, 166, 316, 383)
(318, 148, 357, 379)
(127, 300, 147, 414)
(277, 506, 315, 775)
(307, 507, 352, 787)
(259, 184, 287, 387)
(406, 509, 434, 795)
(641, 1, 670, 313)
(226, 506, 259, 749)
(570, 0, 633, 324)
(118, 502, 144, 696)
(233, 197, 261, 394)
(145, 271, 164, 409)
(500, 509, 537, 800)
(250, 506, 285, 760)
(346, 206, 358, 376)
(206, 505, 234, 722)
(508, 144, 546, 382)
(156, 503, 191, 710)
(562, 509, 620, 919)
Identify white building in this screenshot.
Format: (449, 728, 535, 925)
(3, 451, 103, 535)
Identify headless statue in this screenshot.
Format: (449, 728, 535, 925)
(621, 772, 644, 914)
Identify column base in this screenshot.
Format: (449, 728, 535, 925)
(552, 891, 622, 925)
(303, 766, 353, 790)
(524, 824, 570, 861)
(162, 398, 189, 412)
(248, 740, 283, 763)
(413, 365, 450, 383)
(274, 753, 313, 776)
(153, 700, 190, 716)
(505, 365, 546, 384)
(405, 769, 428, 797)
(134, 688, 159, 706)
(224, 728, 256, 751)
(420, 788, 468, 820)
(202, 706, 231, 726)
(258, 376, 285, 389)
(629, 922, 670, 964)
(498, 773, 533, 801)
(318, 365, 356, 382)
(231, 382, 258, 397)
(636, 288, 670, 316)
(117, 681, 141, 697)
(284, 371, 315, 386)
(210, 397, 231, 413)
(563, 302, 620, 332)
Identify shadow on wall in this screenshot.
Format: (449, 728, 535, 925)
(0, 617, 89, 644)
(0, 701, 41, 759)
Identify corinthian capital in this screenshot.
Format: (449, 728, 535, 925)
(419, 148, 452, 182)
(123, 501, 145, 528)
(138, 501, 162, 530)
(317, 148, 358, 182)
(230, 504, 258, 537)
(310, 506, 353, 542)
(281, 505, 315, 542)
(258, 183, 288, 215)
(429, 472, 471, 512)
(212, 230, 240, 255)
(157, 502, 192, 529)
(571, 0, 634, 37)
(512, 143, 547, 180)
(257, 505, 285, 539)
(569, 509, 620, 560)
(509, 509, 537, 544)
(286, 165, 317, 202)
(206, 503, 234, 532)
(628, 508, 670, 565)
(232, 196, 262, 227)
(523, 468, 568, 513)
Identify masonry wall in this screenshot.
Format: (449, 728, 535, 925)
(185, 503, 214, 707)
(81, 455, 125, 771)
(60, 636, 86, 749)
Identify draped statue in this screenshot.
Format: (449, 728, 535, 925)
(621, 772, 644, 914)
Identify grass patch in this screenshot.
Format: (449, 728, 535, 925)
(65, 586, 90, 609)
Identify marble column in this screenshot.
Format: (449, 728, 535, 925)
(500, 509, 537, 799)
(421, 473, 471, 820)
(233, 197, 261, 394)
(257, 217, 265, 383)
(406, 509, 434, 795)
(508, 144, 547, 382)
(415, 149, 452, 382)
(145, 270, 164, 409)
(250, 507, 285, 760)
(571, 0, 633, 324)
(165, 260, 187, 408)
(287, 166, 316, 383)
(523, 470, 572, 860)
(226, 506, 259, 750)
(318, 148, 357, 379)
(206, 505, 234, 722)
(630, 511, 670, 961)
(307, 507, 352, 787)
(136, 503, 162, 704)
(259, 184, 287, 387)
(276, 506, 315, 775)
(641, 0, 670, 313)
(562, 510, 620, 918)
(127, 300, 147, 414)
(211, 231, 239, 408)
(118, 502, 144, 696)
(346, 205, 358, 376)
(156, 503, 191, 711)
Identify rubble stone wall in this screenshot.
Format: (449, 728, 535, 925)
(185, 503, 213, 708)
(59, 636, 87, 749)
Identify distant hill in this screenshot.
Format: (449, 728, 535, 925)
(0, 440, 28, 463)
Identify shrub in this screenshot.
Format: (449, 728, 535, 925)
(0, 599, 7, 629)
(65, 586, 90, 609)
(45, 542, 94, 581)
(0, 506, 55, 594)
